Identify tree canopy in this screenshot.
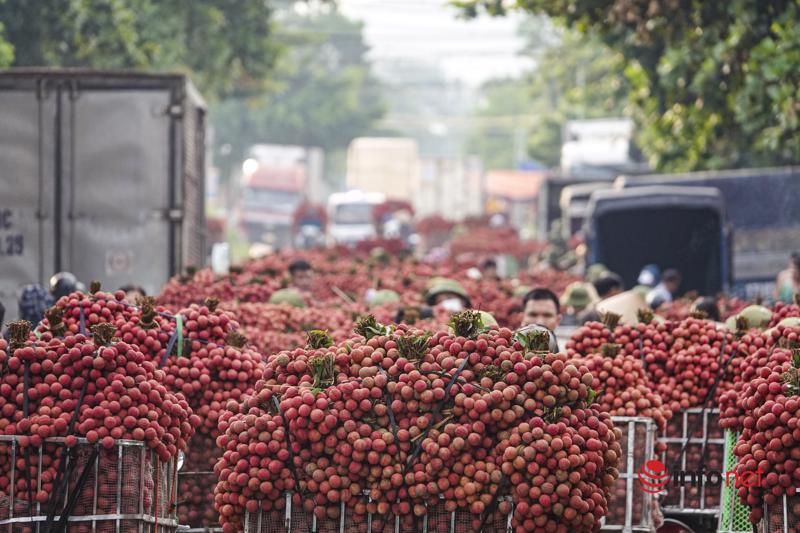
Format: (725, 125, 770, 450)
(0, 0, 278, 99)
(456, 0, 800, 171)
(213, 7, 384, 152)
(466, 19, 627, 169)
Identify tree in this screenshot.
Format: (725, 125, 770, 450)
(465, 19, 628, 169)
(0, 0, 278, 99)
(455, 0, 800, 171)
(0, 19, 12, 68)
(465, 78, 533, 169)
(210, 5, 385, 178)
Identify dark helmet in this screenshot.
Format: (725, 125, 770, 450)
(49, 272, 80, 300)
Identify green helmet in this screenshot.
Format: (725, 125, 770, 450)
(738, 304, 773, 329)
(369, 289, 401, 308)
(513, 285, 532, 298)
(585, 264, 609, 284)
(561, 282, 592, 309)
(425, 276, 448, 291)
(425, 278, 471, 307)
(369, 247, 390, 263)
(269, 288, 306, 308)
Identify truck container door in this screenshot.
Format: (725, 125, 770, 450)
(0, 81, 58, 319)
(63, 86, 173, 296)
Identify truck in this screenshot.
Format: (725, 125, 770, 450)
(584, 186, 729, 295)
(537, 176, 614, 240)
(616, 166, 800, 298)
(237, 144, 325, 250)
(558, 181, 611, 239)
(0, 69, 206, 319)
(346, 137, 419, 202)
(560, 118, 648, 180)
(327, 190, 385, 246)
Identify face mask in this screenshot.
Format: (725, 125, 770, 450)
(440, 298, 464, 313)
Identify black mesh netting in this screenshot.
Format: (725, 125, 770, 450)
(0, 438, 177, 533)
(766, 495, 800, 533)
(241, 496, 513, 533)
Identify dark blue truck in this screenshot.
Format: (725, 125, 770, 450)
(616, 167, 800, 299)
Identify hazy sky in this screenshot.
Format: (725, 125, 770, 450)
(338, 0, 533, 87)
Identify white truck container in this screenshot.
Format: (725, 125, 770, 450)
(0, 69, 206, 319)
(346, 137, 419, 202)
(327, 190, 385, 245)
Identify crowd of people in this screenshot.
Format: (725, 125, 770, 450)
(6, 250, 799, 347)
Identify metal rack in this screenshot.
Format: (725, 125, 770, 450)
(601, 416, 658, 533)
(659, 408, 725, 515)
(763, 493, 800, 533)
(242, 495, 512, 533)
(0, 435, 178, 533)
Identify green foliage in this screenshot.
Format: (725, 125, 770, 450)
(0, 0, 278, 99)
(457, 0, 800, 171)
(466, 22, 627, 169)
(465, 78, 533, 169)
(211, 7, 384, 155)
(354, 315, 393, 340)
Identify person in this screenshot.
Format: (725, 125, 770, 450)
(119, 284, 147, 306)
(394, 305, 434, 325)
(647, 268, 682, 307)
(585, 263, 609, 284)
(691, 297, 721, 322)
(424, 278, 471, 313)
(637, 264, 661, 288)
(594, 272, 624, 300)
(18, 284, 54, 327)
(480, 258, 499, 280)
(288, 259, 314, 292)
(775, 252, 800, 303)
(521, 287, 562, 332)
(49, 272, 82, 300)
(559, 282, 594, 326)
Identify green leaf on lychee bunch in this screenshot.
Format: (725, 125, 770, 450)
(8, 320, 32, 348)
(586, 387, 599, 407)
(514, 329, 551, 352)
(478, 365, 505, 382)
(309, 353, 336, 389)
(601, 312, 621, 330)
(449, 310, 485, 340)
(637, 308, 654, 323)
(782, 367, 800, 396)
(306, 329, 333, 349)
(354, 315, 393, 340)
(600, 343, 621, 357)
(395, 332, 433, 361)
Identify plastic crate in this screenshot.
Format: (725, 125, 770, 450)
(718, 430, 752, 533)
(0, 435, 178, 533)
(763, 493, 800, 533)
(660, 408, 724, 515)
(601, 416, 658, 532)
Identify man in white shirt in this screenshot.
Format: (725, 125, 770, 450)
(647, 268, 682, 308)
